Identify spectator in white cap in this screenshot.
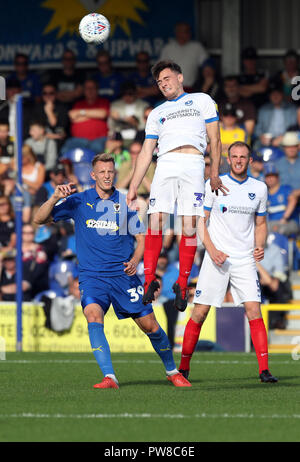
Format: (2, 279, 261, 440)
(276, 131, 300, 189)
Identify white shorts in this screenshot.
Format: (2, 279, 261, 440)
(148, 152, 205, 216)
(193, 252, 261, 307)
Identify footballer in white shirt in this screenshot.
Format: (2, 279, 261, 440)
(179, 141, 278, 383)
(127, 60, 227, 311)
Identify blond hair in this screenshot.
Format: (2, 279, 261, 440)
(92, 152, 115, 168)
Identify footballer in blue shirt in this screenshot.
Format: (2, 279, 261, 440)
(34, 153, 190, 389)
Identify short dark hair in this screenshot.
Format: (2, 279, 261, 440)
(14, 53, 28, 63)
(151, 60, 182, 80)
(92, 153, 115, 167)
(228, 141, 251, 157)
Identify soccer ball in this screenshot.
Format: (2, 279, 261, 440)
(79, 13, 110, 45)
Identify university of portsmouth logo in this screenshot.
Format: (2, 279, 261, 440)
(159, 117, 166, 124)
(248, 193, 256, 200)
(220, 204, 227, 213)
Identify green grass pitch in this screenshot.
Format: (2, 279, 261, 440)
(0, 352, 299, 442)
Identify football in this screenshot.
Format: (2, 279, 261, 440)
(79, 13, 110, 45)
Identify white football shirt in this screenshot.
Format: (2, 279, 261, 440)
(145, 92, 219, 157)
(204, 174, 268, 260)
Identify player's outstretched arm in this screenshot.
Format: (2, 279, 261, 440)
(206, 121, 229, 196)
(126, 138, 157, 206)
(33, 183, 76, 225)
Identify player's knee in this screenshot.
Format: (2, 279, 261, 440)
(245, 302, 261, 321)
(83, 304, 104, 323)
(182, 216, 197, 237)
(136, 315, 159, 334)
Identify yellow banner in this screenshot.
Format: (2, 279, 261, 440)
(0, 303, 168, 353)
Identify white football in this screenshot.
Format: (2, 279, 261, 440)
(79, 13, 110, 44)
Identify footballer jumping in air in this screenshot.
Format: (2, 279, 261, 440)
(127, 60, 228, 312)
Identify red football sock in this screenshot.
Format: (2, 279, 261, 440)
(179, 318, 203, 371)
(177, 234, 197, 289)
(249, 318, 269, 373)
(144, 228, 162, 287)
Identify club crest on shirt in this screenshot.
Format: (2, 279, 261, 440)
(195, 290, 202, 297)
(248, 193, 256, 200)
(150, 198, 156, 206)
(185, 100, 193, 106)
(113, 203, 120, 212)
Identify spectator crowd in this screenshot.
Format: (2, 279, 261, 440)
(0, 22, 300, 333)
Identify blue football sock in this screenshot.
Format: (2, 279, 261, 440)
(88, 322, 115, 377)
(147, 326, 177, 373)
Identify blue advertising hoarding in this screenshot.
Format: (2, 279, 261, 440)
(0, 0, 196, 69)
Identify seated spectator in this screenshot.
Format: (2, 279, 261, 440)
(32, 82, 69, 152)
(134, 105, 154, 145)
(276, 131, 300, 189)
(92, 50, 125, 102)
(25, 121, 57, 172)
(218, 75, 257, 137)
(195, 58, 222, 100)
(159, 21, 208, 92)
(34, 163, 81, 211)
(104, 133, 131, 170)
(254, 79, 298, 148)
(155, 251, 179, 302)
(256, 236, 292, 328)
(1, 79, 32, 139)
(115, 140, 156, 199)
(21, 144, 46, 200)
(274, 49, 300, 103)
(22, 223, 49, 296)
(0, 119, 15, 184)
(0, 249, 33, 302)
(247, 150, 265, 181)
(219, 105, 249, 172)
(6, 53, 41, 104)
(264, 163, 299, 236)
(115, 140, 155, 219)
(0, 120, 14, 172)
(238, 46, 269, 108)
(128, 51, 160, 105)
(108, 81, 149, 148)
(51, 49, 85, 107)
(0, 195, 16, 254)
(61, 78, 110, 156)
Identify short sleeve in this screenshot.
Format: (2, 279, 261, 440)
(255, 184, 268, 216)
(199, 94, 219, 124)
(52, 194, 80, 222)
(145, 109, 159, 140)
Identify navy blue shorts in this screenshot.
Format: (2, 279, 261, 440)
(79, 273, 153, 320)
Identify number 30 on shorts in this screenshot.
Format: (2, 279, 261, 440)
(127, 286, 144, 303)
(127, 285, 144, 302)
